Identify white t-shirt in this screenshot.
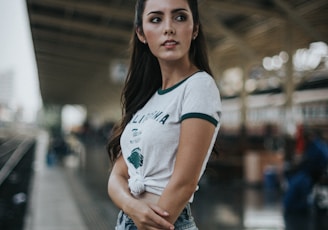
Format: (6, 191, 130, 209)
(120, 71, 222, 202)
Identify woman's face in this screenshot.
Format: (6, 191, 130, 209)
(137, 0, 198, 63)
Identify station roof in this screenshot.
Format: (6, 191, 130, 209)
(26, 0, 328, 114)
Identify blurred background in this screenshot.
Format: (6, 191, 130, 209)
(1, 0, 328, 229)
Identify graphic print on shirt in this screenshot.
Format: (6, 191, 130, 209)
(128, 147, 143, 169)
(132, 110, 170, 125)
(127, 110, 170, 170)
(130, 128, 142, 144)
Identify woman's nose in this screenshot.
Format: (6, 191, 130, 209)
(164, 20, 175, 35)
(164, 28, 174, 35)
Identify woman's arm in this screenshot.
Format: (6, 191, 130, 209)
(108, 155, 175, 229)
(157, 118, 216, 223)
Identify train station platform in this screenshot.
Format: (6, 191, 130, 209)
(24, 165, 88, 230)
(23, 130, 85, 230)
(23, 130, 118, 230)
(27, 129, 327, 230)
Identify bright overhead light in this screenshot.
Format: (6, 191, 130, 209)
(262, 41, 327, 72)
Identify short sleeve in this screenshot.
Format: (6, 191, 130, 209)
(180, 72, 222, 126)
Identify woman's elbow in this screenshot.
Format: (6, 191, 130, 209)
(186, 180, 199, 195)
(173, 178, 198, 198)
(107, 172, 121, 198)
(107, 175, 115, 197)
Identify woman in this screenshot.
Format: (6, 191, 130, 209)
(107, 0, 222, 229)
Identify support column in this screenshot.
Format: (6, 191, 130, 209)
(283, 20, 296, 136)
(240, 62, 248, 130)
(239, 57, 249, 155)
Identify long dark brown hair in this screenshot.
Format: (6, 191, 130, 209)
(107, 0, 215, 162)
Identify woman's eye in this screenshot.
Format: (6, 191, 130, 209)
(176, 15, 186, 21)
(150, 17, 161, 23)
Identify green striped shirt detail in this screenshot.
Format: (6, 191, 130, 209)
(180, 113, 218, 126)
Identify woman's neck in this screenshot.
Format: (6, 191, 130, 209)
(159, 60, 199, 90)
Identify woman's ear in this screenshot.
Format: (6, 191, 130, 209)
(136, 27, 147, 44)
(193, 24, 199, 40)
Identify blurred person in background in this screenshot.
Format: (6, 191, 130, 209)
(106, 0, 221, 229)
(283, 127, 328, 230)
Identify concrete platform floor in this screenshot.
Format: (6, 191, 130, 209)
(24, 132, 327, 230)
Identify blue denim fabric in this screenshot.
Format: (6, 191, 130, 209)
(115, 204, 198, 230)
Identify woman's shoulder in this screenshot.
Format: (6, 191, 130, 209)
(186, 71, 218, 89)
(190, 70, 212, 78)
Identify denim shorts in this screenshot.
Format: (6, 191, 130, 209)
(115, 203, 198, 230)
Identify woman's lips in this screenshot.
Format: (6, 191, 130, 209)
(162, 40, 178, 48)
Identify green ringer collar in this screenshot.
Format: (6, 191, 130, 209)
(157, 71, 202, 95)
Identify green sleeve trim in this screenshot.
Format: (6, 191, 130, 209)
(180, 113, 218, 126)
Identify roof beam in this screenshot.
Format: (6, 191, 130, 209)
(35, 50, 110, 67)
(29, 13, 132, 41)
(35, 54, 105, 69)
(273, 0, 325, 42)
(297, 0, 328, 15)
(205, 0, 281, 17)
(34, 43, 111, 64)
(28, 0, 134, 23)
(202, 11, 257, 59)
(31, 28, 128, 53)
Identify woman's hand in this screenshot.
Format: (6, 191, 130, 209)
(108, 156, 174, 229)
(127, 199, 174, 230)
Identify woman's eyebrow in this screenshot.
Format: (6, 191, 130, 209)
(171, 8, 188, 14)
(147, 11, 163, 16)
(147, 8, 188, 16)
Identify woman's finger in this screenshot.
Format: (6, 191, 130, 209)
(148, 203, 170, 217)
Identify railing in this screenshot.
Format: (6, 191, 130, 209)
(0, 134, 36, 229)
(0, 136, 35, 187)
